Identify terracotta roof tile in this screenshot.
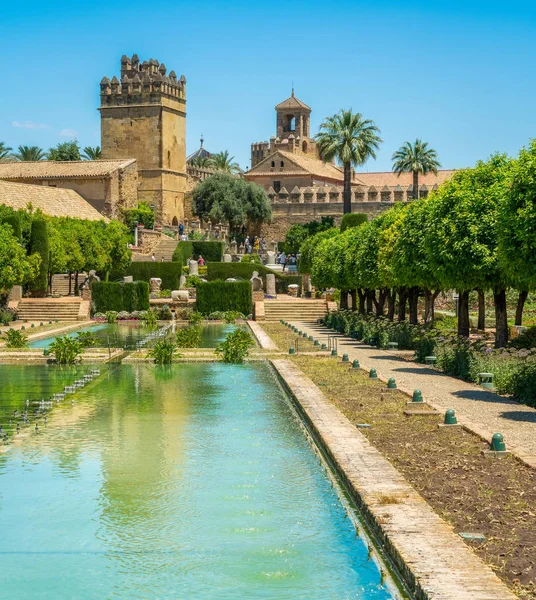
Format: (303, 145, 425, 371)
(0, 159, 136, 180)
(0, 180, 106, 221)
(275, 94, 311, 111)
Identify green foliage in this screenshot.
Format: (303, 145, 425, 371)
(509, 327, 536, 350)
(125, 263, 182, 290)
(284, 217, 335, 253)
(192, 173, 272, 229)
(122, 282, 137, 312)
(82, 146, 102, 160)
(13, 145, 46, 161)
(172, 241, 224, 265)
(215, 328, 254, 363)
(92, 282, 123, 312)
(27, 218, 49, 296)
(392, 139, 441, 199)
(135, 281, 150, 310)
(0, 142, 13, 160)
(196, 280, 252, 315)
(224, 310, 242, 324)
(48, 140, 81, 161)
(0, 308, 15, 325)
(148, 339, 177, 364)
(47, 336, 82, 364)
(206, 262, 297, 293)
(340, 213, 368, 232)
(105, 311, 118, 324)
(175, 325, 201, 347)
(158, 289, 172, 298)
(240, 254, 261, 263)
(157, 304, 172, 320)
(3, 329, 28, 348)
(121, 201, 155, 230)
(207, 150, 242, 174)
(0, 224, 40, 292)
(76, 331, 98, 348)
(207, 311, 226, 320)
(142, 309, 159, 327)
(1, 213, 21, 239)
(188, 311, 204, 325)
(184, 275, 204, 288)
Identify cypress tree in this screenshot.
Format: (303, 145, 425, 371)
(28, 218, 49, 296)
(2, 214, 21, 240)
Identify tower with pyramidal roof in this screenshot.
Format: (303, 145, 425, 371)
(99, 54, 187, 224)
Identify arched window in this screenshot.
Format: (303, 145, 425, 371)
(280, 161, 284, 168)
(172, 216, 179, 226)
(302, 140, 308, 153)
(284, 114, 296, 132)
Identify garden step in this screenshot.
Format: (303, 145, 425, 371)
(16, 299, 83, 322)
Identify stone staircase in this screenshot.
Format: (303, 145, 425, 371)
(263, 299, 329, 322)
(16, 298, 87, 322)
(132, 237, 179, 262)
(51, 273, 87, 296)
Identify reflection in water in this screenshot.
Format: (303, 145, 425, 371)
(0, 364, 394, 600)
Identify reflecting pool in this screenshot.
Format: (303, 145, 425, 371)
(0, 363, 396, 599)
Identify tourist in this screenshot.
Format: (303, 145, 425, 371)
(254, 237, 260, 253)
(260, 237, 267, 251)
(151, 253, 156, 262)
(178, 221, 184, 236)
(198, 255, 205, 266)
(280, 251, 287, 271)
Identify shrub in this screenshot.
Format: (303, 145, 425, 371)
(0, 308, 15, 326)
(184, 275, 204, 288)
(340, 213, 368, 232)
(141, 309, 158, 327)
(47, 336, 82, 364)
(241, 254, 261, 264)
(215, 328, 254, 363)
(189, 311, 204, 325)
(76, 331, 98, 348)
(196, 280, 252, 315)
(105, 311, 118, 324)
(224, 310, 243, 324)
(1, 213, 21, 239)
(3, 329, 28, 348)
(510, 326, 536, 349)
(207, 311, 226, 320)
(148, 339, 177, 364)
(175, 325, 201, 347)
(158, 289, 172, 298)
(172, 241, 224, 265)
(122, 282, 137, 312)
(92, 281, 149, 313)
(175, 306, 193, 321)
(28, 218, 49, 296)
(134, 281, 150, 310)
(158, 304, 172, 320)
(117, 311, 131, 320)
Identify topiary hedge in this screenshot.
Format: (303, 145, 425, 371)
(172, 241, 224, 265)
(125, 263, 183, 290)
(1, 213, 21, 239)
(28, 218, 49, 297)
(91, 281, 149, 314)
(196, 280, 252, 315)
(206, 262, 301, 294)
(340, 213, 368, 232)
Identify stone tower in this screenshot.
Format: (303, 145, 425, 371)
(99, 54, 187, 225)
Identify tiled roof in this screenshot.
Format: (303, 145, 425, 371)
(353, 170, 455, 188)
(0, 180, 106, 221)
(275, 94, 311, 111)
(0, 159, 136, 180)
(246, 150, 345, 182)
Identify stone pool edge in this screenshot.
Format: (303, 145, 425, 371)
(271, 359, 515, 600)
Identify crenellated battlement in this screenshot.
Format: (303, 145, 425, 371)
(100, 54, 186, 107)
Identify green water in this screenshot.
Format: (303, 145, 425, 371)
(29, 322, 239, 349)
(0, 363, 396, 599)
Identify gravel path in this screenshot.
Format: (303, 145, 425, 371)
(292, 322, 536, 468)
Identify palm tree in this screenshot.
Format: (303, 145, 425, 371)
(392, 139, 441, 199)
(13, 145, 46, 161)
(208, 151, 242, 174)
(0, 142, 13, 162)
(190, 156, 212, 168)
(82, 146, 102, 160)
(315, 110, 382, 214)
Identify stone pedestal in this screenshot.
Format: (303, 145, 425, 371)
(223, 254, 232, 263)
(270, 240, 278, 252)
(179, 275, 187, 289)
(238, 244, 245, 255)
(150, 278, 162, 294)
(252, 290, 264, 303)
(230, 240, 237, 254)
(189, 260, 199, 275)
(288, 284, 299, 297)
(250, 271, 263, 292)
(123, 276, 133, 284)
(302, 274, 312, 294)
(266, 274, 276, 296)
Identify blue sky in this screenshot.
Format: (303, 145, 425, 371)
(2, 0, 536, 171)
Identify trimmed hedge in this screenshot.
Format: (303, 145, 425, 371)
(340, 213, 368, 232)
(125, 262, 183, 290)
(172, 241, 224, 265)
(206, 262, 301, 294)
(1, 213, 21, 239)
(196, 280, 252, 315)
(91, 281, 150, 314)
(28, 218, 49, 296)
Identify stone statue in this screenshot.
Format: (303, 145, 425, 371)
(179, 275, 187, 289)
(250, 271, 263, 292)
(189, 260, 199, 275)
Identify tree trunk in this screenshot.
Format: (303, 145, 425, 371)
(68, 271, 72, 296)
(357, 289, 366, 315)
(423, 289, 431, 323)
(413, 170, 419, 200)
(457, 290, 470, 337)
(387, 289, 396, 321)
(365, 289, 375, 314)
(349, 289, 357, 311)
(477, 289, 485, 331)
(376, 289, 387, 317)
(343, 163, 352, 214)
(431, 290, 440, 321)
(340, 290, 348, 310)
(74, 272, 79, 297)
(408, 287, 419, 325)
(47, 272, 52, 297)
(515, 290, 528, 326)
(398, 288, 408, 322)
(494, 288, 509, 348)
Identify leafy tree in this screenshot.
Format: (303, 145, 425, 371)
(95, 220, 132, 280)
(208, 150, 242, 174)
(28, 218, 49, 297)
(0, 142, 13, 162)
(192, 173, 271, 231)
(424, 155, 513, 344)
(283, 217, 334, 254)
(122, 201, 155, 230)
(340, 213, 368, 232)
(47, 221, 67, 293)
(392, 139, 441, 200)
(0, 225, 40, 293)
(82, 146, 102, 160)
(13, 145, 46, 161)
(48, 140, 81, 161)
(299, 228, 339, 275)
(189, 156, 212, 168)
(315, 109, 382, 213)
